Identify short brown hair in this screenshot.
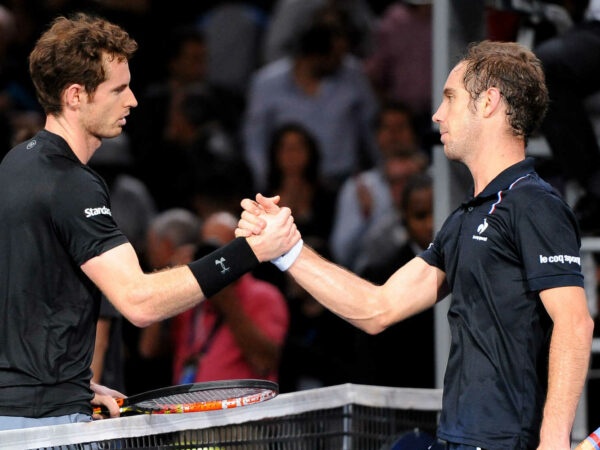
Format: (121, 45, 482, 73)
(29, 12, 137, 115)
(461, 40, 548, 142)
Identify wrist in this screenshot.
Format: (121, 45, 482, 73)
(271, 239, 303, 271)
(188, 238, 259, 297)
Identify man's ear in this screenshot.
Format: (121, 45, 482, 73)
(63, 83, 85, 110)
(482, 87, 503, 118)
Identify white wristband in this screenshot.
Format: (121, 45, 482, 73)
(271, 239, 303, 271)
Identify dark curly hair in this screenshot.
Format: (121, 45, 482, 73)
(266, 123, 321, 191)
(461, 40, 549, 142)
(29, 12, 138, 115)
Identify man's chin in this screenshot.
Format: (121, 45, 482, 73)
(103, 128, 124, 139)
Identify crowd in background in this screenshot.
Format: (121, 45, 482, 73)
(1, 0, 599, 412)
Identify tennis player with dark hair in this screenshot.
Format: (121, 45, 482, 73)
(238, 40, 594, 449)
(0, 13, 299, 431)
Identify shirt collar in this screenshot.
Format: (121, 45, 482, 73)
(472, 157, 536, 200)
(459, 157, 536, 209)
(36, 129, 81, 163)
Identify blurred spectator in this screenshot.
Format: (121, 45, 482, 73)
(264, 122, 337, 246)
(262, 0, 376, 63)
(171, 211, 289, 383)
(363, 0, 433, 141)
(197, 1, 268, 96)
(254, 122, 338, 293)
(534, 0, 600, 234)
(91, 299, 126, 392)
(89, 134, 157, 258)
(351, 153, 429, 275)
(128, 26, 247, 212)
(277, 239, 357, 392)
(243, 19, 379, 192)
(355, 172, 435, 388)
(88, 135, 158, 394)
(329, 102, 428, 271)
(131, 208, 202, 392)
(0, 4, 42, 159)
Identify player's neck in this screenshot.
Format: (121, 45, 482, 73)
(469, 143, 525, 196)
(44, 115, 102, 164)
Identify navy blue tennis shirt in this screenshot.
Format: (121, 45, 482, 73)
(420, 157, 584, 449)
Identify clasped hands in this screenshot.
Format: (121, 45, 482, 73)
(236, 194, 301, 263)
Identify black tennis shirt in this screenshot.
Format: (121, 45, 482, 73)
(420, 158, 584, 449)
(0, 130, 128, 417)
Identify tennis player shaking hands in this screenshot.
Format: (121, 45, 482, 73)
(0, 13, 299, 430)
(237, 41, 594, 450)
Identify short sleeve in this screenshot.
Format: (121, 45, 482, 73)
(516, 192, 584, 291)
(51, 168, 128, 266)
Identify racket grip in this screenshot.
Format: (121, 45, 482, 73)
(93, 397, 125, 415)
(575, 427, 600, 449)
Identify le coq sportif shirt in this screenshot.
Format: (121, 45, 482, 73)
(420, 158, 584, 449)
(0, 130, 128, 417)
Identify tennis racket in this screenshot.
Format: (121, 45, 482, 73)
(93, 379, 278, 416)
(575, 426, 600, 449)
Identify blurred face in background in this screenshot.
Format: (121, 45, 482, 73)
(377, 109, 418, 158)
(276, 130, 311, 176)
(385, 156, 424, 210)
(404, 185, 433, 250)
(169, 39, 207, 85)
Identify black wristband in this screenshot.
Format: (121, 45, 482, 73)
(188, 237, 260, 298)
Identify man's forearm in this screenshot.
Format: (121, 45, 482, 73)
(539, 320, 593, 448)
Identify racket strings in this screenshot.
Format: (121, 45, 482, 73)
(136, 387, 270, 411)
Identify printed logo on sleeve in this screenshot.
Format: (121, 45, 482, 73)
(84, 206, 112, 218)
(539, 254, 580, 265)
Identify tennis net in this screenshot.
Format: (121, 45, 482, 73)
(0, 383, 443, 450)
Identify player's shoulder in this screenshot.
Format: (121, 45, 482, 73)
(508, 172, 567, 206)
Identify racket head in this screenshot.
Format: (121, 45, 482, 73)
(118, 379, 278, 415)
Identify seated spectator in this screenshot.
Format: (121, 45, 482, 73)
(171, 211, 289, 383)
(363, 1, 433, 140)
(277, 239, 358, 392)
(132, 208, 202, 392)
(262, 0, 376, 63)
(534, 0, 600, 234)
(351, 153, 429, 274)
(197, 1, 268, 96)
(128, 26, 244, 211)
(264, 122, 337, 246)
(356, 172, 436, 388)
(329, 102, 428, 270)
(88, 135, 157, 394)
(0, 4, 43, 159)
(243, 18, 379, 192)
(254, 122, 338, 293)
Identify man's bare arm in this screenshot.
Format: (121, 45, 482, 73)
(288, 245, 447, 334)
(537, 286, 594, 450)
(237, 193, 448, 334)
(82, 206, 300, 328)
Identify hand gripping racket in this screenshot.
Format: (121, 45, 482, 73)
(575, 427, 600, 449)
(93, 379, 278, 416)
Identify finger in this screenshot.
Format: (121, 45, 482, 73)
(274, 206, 292, 224)
(240, 198, 262, 215)
(238, 216, 265, 235)
(241, 210, 267, 228)
(235, 227, 252, 238)
(257, 193, 280, 205)
(91, 394, 121, 418)
(256, 193, 281, 213)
